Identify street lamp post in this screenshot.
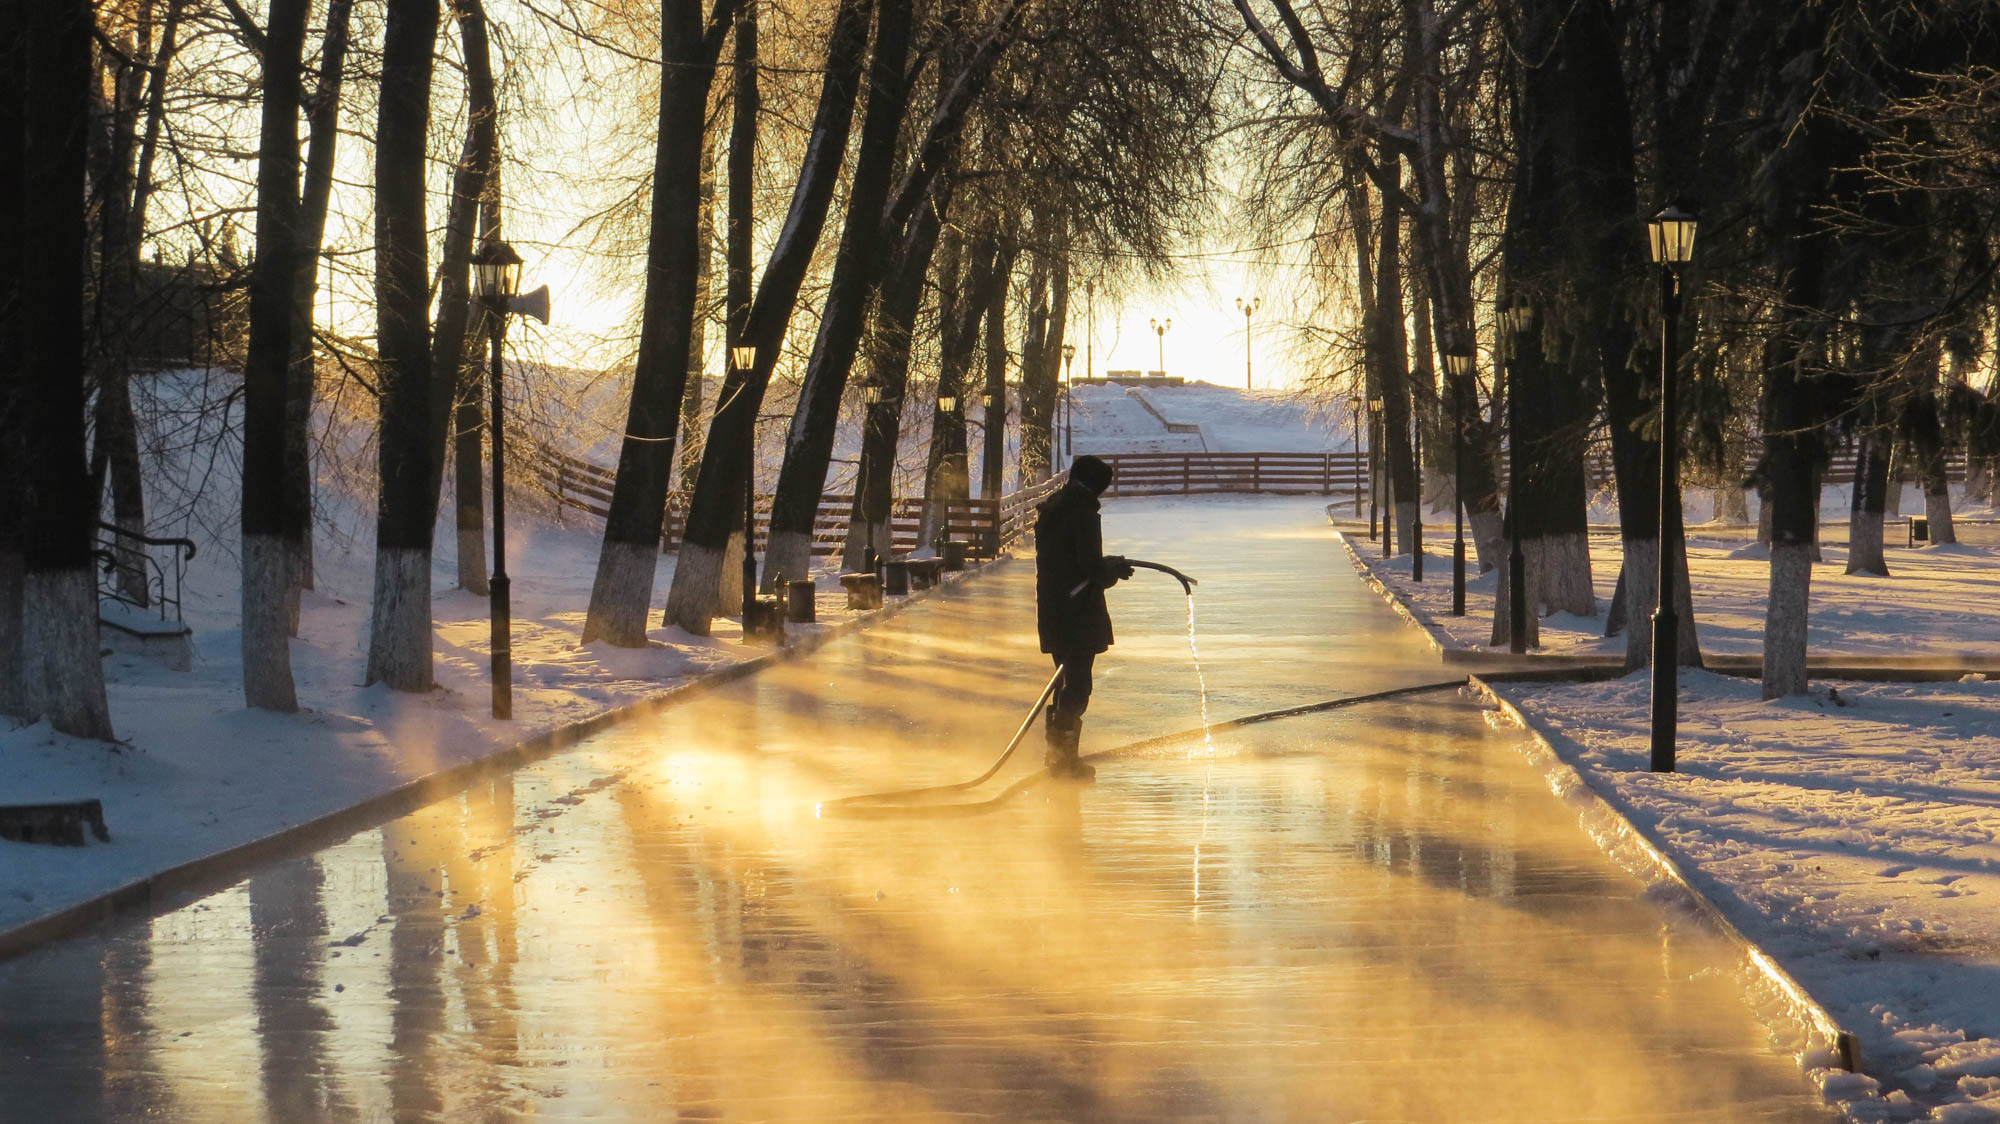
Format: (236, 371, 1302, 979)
(733, 344, 766, 642)
(1061, 342, 1076, 462)
(1149, 317, 1172, 375)
(1502, 298, 1533, 655)
(1235, 297, 1260, 389)
(1648, 203, 1699, 772)
(1443, 352, 1473, 615)
(1349, 396, 1365, 517)
(469, 238, 544, 719)
(1372, 397, 1390, 557)
(1411, 385, 1424, 582)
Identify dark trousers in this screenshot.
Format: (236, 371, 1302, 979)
(1049, 649, 1096, 721)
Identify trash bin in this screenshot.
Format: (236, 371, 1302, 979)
(744, 596, 785, 644)
(786, 579, 816, 623)
(839, 573, 881, 610)
(943, 539, 969, 570)
(884, 559, 910, 596)
(1910, 516, 1929, 547)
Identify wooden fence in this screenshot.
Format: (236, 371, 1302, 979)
(1095, 451, 1368, 496)
(529, 445, 1009, 557)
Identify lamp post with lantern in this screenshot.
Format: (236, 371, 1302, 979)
(1500, 296, 1534, 655)
(1647, 203, 1699, 772)
(1442, 352, 1473, 615)
(732, 344, 768, 641)
(1150, 317, 1172, 375)
(469, 238, 549, 718)
(1060, 342, 1076, 463)
(1235, 297, 1259, 389)
(1349, 395, 1365, 518)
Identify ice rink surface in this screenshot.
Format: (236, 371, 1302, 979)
(0, 497, 1834, 1121)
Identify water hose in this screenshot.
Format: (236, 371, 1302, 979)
(1125, 558, 1197, 594)
(817, 677, 1469, 818)
(816, 665, 1065, 815)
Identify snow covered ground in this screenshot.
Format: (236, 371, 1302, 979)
(1065, 379, 1352, 456)
(1345, 516, 2000, 1121)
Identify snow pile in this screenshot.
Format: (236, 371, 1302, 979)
(1067, 380, 1349, 456)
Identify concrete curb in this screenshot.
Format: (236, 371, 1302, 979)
(1331, 528, 1861, 1076)
(1465, 674, 1860, 1077)
(0, 557, 1010, 963)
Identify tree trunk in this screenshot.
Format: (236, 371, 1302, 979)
(915, 231, 992, 556)
(980, 246, 1012, 499)
(848, 197, 953, 568)
(284, 0, 356, 617)
(364, 0, 440, 692)
(678, 128, 719, 493)
(1017, 212, 1062, 486)
(12, 0, 115, 738)
(1371, 186, 1416, 554)
(583, 0, 741, 645)
(89, 19, 150, 608)
(441, 0, 498, 598)
(241, 0, 313, 712)
(1847, 431, 1890, 576)
(665, 0, 873, 635)
(764, 0, 915, 589)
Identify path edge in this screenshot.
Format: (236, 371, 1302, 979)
(0, 559, 1010, 963)
(1466, 673, 1862, 1084)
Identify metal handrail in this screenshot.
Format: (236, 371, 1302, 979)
(93, 522, 195, 625)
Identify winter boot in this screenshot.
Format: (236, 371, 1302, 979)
(1046, 714, 1094, 781)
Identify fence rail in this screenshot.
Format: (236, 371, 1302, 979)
(1096, 451, 1368, 496)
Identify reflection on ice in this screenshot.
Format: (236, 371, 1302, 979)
(0, 499, 1833, 1122)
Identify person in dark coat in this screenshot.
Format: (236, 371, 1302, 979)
(1034, 454, 1132, 779)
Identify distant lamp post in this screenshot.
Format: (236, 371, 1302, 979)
(1149, 317, 1172, 375)
(1442, 351, 1473, 616)
(1500, 297, 1534, 655)
(1411, 379, 1424, 583)
(732, 344, 769, 643)
(1061, 342, 1076, 462)
(1349, 395, 1365, 518)
(470, 237, 542, 719)
(1371, 396, 1389, 557)
(1647, 202, 1699, 772)
(1235, 297, 1260, 389)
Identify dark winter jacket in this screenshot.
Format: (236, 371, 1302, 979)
(1034, 482, 1127, 654)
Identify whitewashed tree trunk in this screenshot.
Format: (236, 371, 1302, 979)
(665, 540, 724, 635)
(1621, 538, 1657, 671)
(364, 547, 432, 691)
(1394, 500, 1418, 561)
(585, 539, 658, 645)
(762, 528, 813, 594)
(1489, 549, 1540, 648)
(1763, 542, 1812, 698)
(1468, 509, 1503, 572)
(719, 529, 746, 614)
(22, 568, 114, 740)
(457, 508, 489, 596)
(1847, 511, 1887, 575)
(1927, 484, 1956, 545)
(1528, 532, 1595, 616)
(0, 549, 22, 717)
(243, 533, 299, 710)
(1756, 498, 1773, 544)
(113, 512, 149, 607)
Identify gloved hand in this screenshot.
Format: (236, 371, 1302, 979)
(1104, 554, 1135, 582)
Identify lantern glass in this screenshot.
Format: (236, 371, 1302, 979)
(730, 345, 755, 371)
(470, 239, 523, 301)
(1061, 343, 1075, 361)
(863, 385, 883, 404)
(1648, 204, 1699, 264)
(938, 394, 957, 413)
(1443, 352, 1473, 377)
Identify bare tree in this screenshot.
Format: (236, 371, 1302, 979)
(6, 0, 116, 738)
(364, 0, 441, 691)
